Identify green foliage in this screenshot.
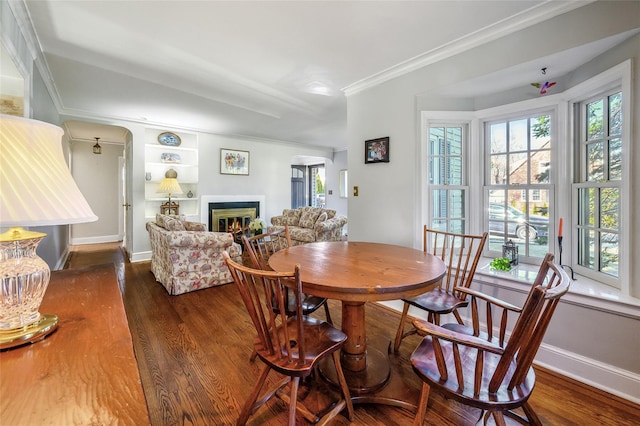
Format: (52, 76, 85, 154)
(315, 173, 324, 194)
(490, 257, 512, 271)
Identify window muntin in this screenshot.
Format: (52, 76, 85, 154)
(485, 113, 552, 261)
(575, 90, 622, 284)
(428, 125, 467, 233)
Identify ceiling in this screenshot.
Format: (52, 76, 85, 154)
(18, 0, 612, 150)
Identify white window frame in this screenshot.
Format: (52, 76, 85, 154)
(419, 113, 476, 245)
(479, 105, 558, 264)
(565, 61, 631, 292)
(420, 60, 633, 298)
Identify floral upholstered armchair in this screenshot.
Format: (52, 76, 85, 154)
(146, 214, 242, 295)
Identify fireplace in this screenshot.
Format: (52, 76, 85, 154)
(209, 202, 260, 233)
(200, 195, 267, 235)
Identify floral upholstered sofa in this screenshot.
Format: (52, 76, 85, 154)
(269, 207, 347, 246)
(146, 214, 242, 295)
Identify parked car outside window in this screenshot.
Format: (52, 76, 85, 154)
(488, 203, 548, 242)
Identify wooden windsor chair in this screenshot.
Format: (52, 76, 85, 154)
(222, 251, 353, 426)
(410, 253, 571, 425)
(394, 227, 487, 352)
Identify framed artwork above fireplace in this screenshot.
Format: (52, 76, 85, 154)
(221, 148, 249, 175)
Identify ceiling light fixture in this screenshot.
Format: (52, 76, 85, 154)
(93, 137, 102, 154)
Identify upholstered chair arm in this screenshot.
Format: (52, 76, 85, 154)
(164, 231, 233, 249)
(183, 221, 207, 231)
(314, 216, 347, 233)
(270, 215, 286, 226)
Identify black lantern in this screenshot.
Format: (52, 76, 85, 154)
(502, 240, 519, 266)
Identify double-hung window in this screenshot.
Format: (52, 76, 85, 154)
(427, 124, 468, 233)
(484, 112, 552, 261)
(574, 90, 622, 287)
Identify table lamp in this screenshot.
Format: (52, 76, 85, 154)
(0, 114, 98, 349)
(157, 168, 182, 213)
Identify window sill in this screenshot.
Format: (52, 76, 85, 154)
(474, 258, 640, 319)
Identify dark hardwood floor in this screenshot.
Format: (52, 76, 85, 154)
(65, 242, 640, 425)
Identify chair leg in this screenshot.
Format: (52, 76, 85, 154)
(288, 377, 300, 426)
(413, 381, 430, 426)
(522, 401, 543, 426)
(332, 351, 354, 421)
(237, 364, 271, 425)
(323, 302, 333, 326)
(393, 302, 411, 353)
(453, 309, 464, 325)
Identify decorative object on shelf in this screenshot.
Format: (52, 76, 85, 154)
(145, 172, 152, 181)
(160, 201, 180, 215)
(157, 168, 183, 213)
(160, 152, 181, 163)
(489, 257, 512, 272)
(0, 114, 98, 349)
(248, 218, 266, 235)
(502, 239, 519, 265)
(157, 131, 181, 146)
(93, 137, 102, 154)
(364, 136, 389, 164)
(220, 148, 249, 175)
(187, 190, 194, 198)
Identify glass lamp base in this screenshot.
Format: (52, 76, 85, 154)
(0, 314, 58, 350)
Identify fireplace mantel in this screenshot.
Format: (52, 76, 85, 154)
(200, 195, 266, 230)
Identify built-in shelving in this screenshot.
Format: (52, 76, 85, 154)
(144, 129, 198, 219)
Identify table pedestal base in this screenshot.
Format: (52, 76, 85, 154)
(318, 335, 418, 411)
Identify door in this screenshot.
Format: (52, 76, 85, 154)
(291, 165, 305, 209)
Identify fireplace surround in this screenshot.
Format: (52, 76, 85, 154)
(200, 195, 266, 233)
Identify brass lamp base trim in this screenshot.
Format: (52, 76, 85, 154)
(0, 314, 58, 350)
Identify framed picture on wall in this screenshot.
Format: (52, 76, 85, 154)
(220, 148, 250, 175)
(364, 137, 390, 163)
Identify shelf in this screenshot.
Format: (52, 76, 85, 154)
(145, 129, 199, 217)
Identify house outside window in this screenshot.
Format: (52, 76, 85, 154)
(427, 125, 468, 234)
(484, 112, 552, 261)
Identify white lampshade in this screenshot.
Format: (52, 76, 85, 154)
(0, 114, 98, 226)
(0, 114, 97, 349)
(157, 177, 183, 196)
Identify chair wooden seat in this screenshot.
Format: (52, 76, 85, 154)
(410, 253, 571, 425)
(256, 316, 345, 376)
(394, 227, 487, 352)
(223, 251, 353, 425)
(403, 287, 469, 315)
(411, 336, 536, 407)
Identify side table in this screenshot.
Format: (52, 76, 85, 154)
(0, 264, 150, 425)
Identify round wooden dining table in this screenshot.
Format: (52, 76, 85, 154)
(269, 241, 446, 406)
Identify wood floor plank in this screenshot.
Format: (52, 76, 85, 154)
(66, 243, 640, 425)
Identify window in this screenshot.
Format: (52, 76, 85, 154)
(484, 112, 552, 261)
(574, 89, 622, 286)
(427, 125, 468, 233)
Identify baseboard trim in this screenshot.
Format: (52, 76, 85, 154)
(71, 235, 120, 245)
(130, 251, 151, 263)
(535, 343, 640, 405)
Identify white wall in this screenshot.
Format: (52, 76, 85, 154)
(70, 141, 123, 244)
(324, 149, 348, 224)
(347, 1, 640, 401)
(196, 133, 333, 227)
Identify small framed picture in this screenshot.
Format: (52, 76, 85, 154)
(364, 137, 390, 164)
(160, 202, 179, 215)
(220, 148, 250, 175)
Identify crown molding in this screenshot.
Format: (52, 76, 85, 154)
(342, 1, 593, 97)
